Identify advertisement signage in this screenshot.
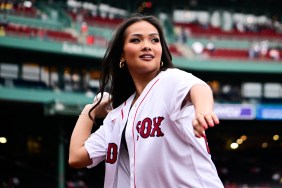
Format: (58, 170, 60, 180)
(256, 105, 282, 120)
(214, 104, 255, 120)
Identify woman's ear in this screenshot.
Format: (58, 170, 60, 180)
(120, 56, 125, 62)
(120, 52, 125, 62)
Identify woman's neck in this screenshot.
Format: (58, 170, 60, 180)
(130, 94, 139, 109)
(132, 70, 160, 96)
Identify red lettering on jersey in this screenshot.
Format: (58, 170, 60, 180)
(139, 118, 152, 138)
(150, 117, 164, 137)
(136, 116, 164, 139)
(105, 143, 118, 164)
(136, 121, 141, 140)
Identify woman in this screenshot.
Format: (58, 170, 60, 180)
(69, 13, 224, 188)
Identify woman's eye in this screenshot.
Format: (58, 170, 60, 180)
(152, 38, 160, 43)
(129, 38, 140, 43)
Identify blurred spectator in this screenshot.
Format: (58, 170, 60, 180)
(206, 40, 215, 53)
(259, 40, 269, 59)
(0, 26, 5, 36)
(179, 27, 188, 44)
(37, 28, 46, 39)
(235, 21, 245, 33)
(80, 22, 88, 33)
(86, 35, 95, 45)
(248, 42, 260, 59)
(269, 48, 280, 60)
(79, 22, 88, 44)
(191, 41, 204, 54)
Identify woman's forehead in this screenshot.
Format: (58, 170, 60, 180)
(125, 21, 159, 36)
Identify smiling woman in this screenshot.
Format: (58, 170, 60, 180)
(120, 20, 163, 78)
(68, 13, 224, 188)
(1, 1, 282, 187)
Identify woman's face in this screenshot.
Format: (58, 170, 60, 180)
(121, 20, 162, 76)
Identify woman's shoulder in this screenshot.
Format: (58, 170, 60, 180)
(99, 104, 120, 126)
(164, 68, 191, 75)
(161, 68, 192, 80)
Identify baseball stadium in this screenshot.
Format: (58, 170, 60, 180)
(0, 0, 282, 187)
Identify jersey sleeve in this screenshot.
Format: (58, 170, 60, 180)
(168, 68, 208, 121)
(84, 107, 120, 168)
(84, 124, 107, 168)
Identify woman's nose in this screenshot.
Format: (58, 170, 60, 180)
(142, 45, 151, 51)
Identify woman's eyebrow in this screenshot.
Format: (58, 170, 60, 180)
(129, 33, 159, 37)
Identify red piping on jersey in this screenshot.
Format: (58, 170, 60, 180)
(121, 107, 124, 120)
(132, 78, 160, 188)
(121, 101, 127, 120)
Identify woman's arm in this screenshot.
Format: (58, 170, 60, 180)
(186, 84, 219, 138)
(69, 94, 112, 168)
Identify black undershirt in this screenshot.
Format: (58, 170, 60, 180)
(121, 98, 136, 152)
(121, 121, 128, 151)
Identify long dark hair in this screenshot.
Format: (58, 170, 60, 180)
(89, 13, 174, 120)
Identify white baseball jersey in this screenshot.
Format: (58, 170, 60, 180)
(85, 68, 224, 188)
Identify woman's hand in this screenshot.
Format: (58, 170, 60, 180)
(90, 92, 112, 119)
(79, 92, 112, 121)
(192, 111, 219, 138)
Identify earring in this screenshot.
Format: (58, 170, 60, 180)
(160, 61, 163, 67)
(119, 61, 124, 68)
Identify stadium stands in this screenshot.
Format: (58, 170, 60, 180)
(1, 1, 282, 187)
